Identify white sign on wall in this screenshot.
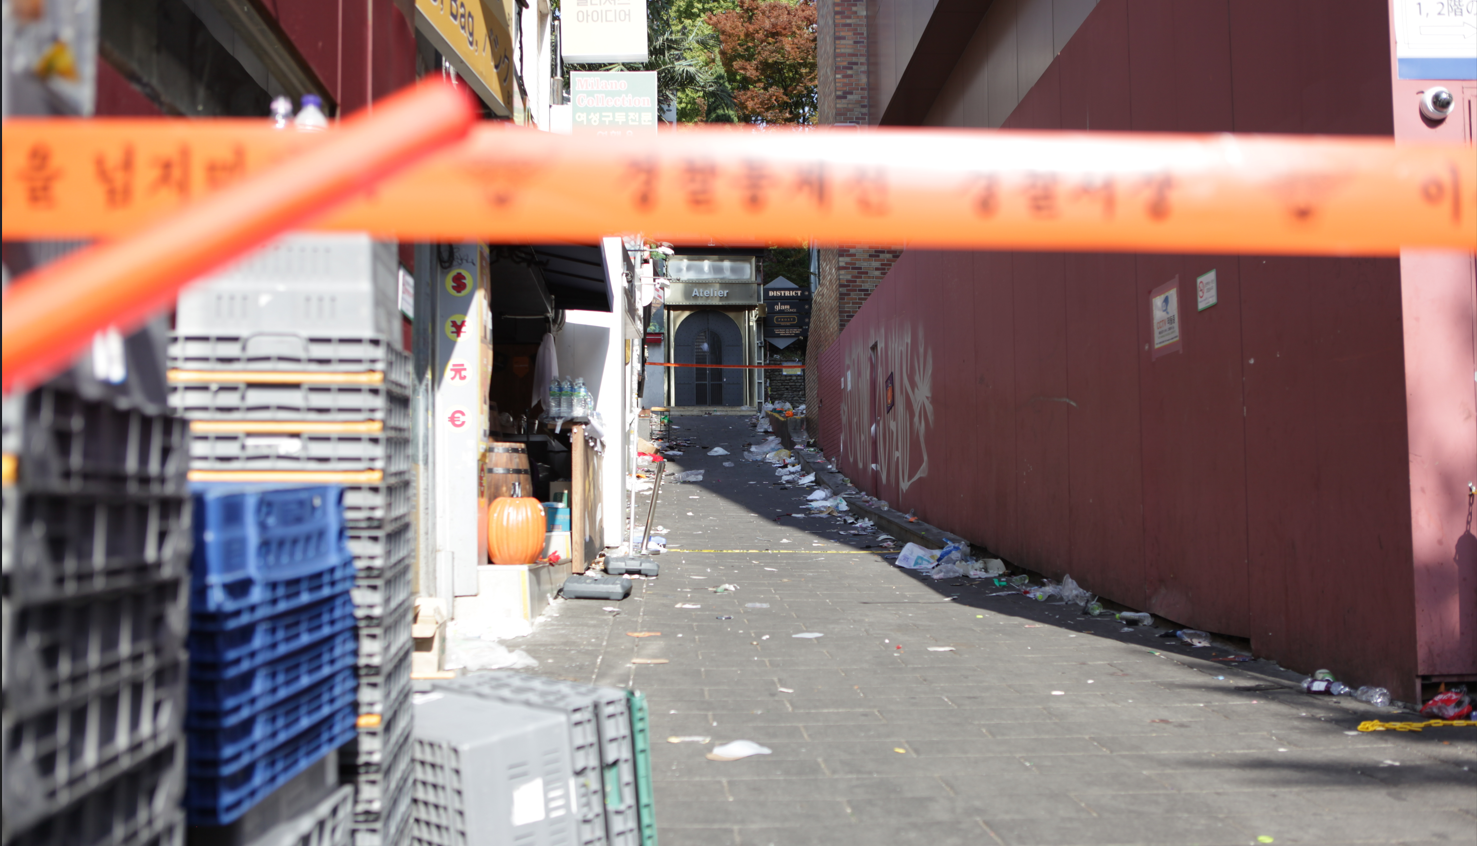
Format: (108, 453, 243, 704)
(1151, 277, 1182, 360)
(1196, 269, 1218, 312)
(1393, 0, 1477, 79)
(561, 0, 649, 63)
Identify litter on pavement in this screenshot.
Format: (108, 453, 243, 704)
(792, 632, 824, 638)
(706, 740, 772, 761)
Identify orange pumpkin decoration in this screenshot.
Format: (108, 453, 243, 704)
(487, 484, 546, 565)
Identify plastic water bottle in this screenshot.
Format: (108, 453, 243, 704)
(1354, 686, 1391, 707)
(270, 95, 293, 129)
(547, 379, 558, 417)
(294, 94, 329, 132)
(573, 377, 588, 417)
(559, 378, 573, 417)
(1302, 678, 1349, 696)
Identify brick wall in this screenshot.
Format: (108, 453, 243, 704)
(765, 372, 807, 406)
(809, 0, 903, 432)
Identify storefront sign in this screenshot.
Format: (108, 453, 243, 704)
(1393, 0, 1476, 79)
(765, 313, 808, 335)
(561, 0, 649, 63)
(570, 72, 657, 136)
(1150, 277, 1181, 359)
(665, 280, 759, 306)
(416, 0, 515, 115)
(669, 255, 755, 282)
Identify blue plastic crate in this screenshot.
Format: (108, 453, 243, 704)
(190, 483, 349, 615)
(187, 594, 356, 679)
(190, 556, 355, 632)
(185, 707, 357, 827)
(187, 668, 356, 770)
(187, 629, 356, 724)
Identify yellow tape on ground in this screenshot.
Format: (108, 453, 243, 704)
(4, 122, 1472, 256)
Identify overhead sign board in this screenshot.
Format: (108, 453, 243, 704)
(765, 313, 809, 336)
(1393, 0, 1476, 79)
(416, 0, 515, 115)
(571, 72, 657, 136)
(665, 280, 759, 306)
(561, 0, 649, 63)
(764, 276, 811, 317)
(669, 255, 755, 281)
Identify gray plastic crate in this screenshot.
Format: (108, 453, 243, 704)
(4, 575, 188, 718)
(436, 673, 637, 846)
(188, 433, 410, 476)
(409, 690, 583, 846)
(170, 383, 410, 432)
(355, 640, 412, 716)
(1, 490, 191, 605)
(175, 235, 399, 343)
(3, 387, 189, 496)
(169, 336, 410, 394)
(342, 483, 411, 530)
(345, 520, 412, 578)
(2, 659, 185, 838)
(355, 596, 412, 667)
(342, 682, 411, 769)
(350, 764, 411, 846)
(255, 784, 354, 846)
(2, 742, 184, 846)
(345, 722, 412, 817)
(351, 554, 412, 621)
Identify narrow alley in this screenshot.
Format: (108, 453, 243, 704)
(497, 415, 1477, 846)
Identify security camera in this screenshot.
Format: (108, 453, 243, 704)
(1420, 87, 1455, 122)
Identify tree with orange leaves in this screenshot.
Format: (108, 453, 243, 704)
(707, 0, 816, 125)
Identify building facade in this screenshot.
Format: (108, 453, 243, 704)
(811, 0, 1476, 703)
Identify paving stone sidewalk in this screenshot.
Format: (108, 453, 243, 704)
(508, 414, 1477, 846)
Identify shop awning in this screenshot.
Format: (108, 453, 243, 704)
(534, 245, 611, 313)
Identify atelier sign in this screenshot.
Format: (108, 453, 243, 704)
(665, 281, 759, 306)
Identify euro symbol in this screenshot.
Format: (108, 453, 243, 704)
(448, 410, 466, 428)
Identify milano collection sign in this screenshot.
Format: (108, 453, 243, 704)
(571, 72, 657, 136)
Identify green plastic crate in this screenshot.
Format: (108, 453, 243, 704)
(627, 690, 656, 846)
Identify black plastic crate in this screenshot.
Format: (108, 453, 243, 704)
(2, 740, 184, 846)
(189, 433, 410, 477)
(342, 482, 411, 529)
(339, 681, 410, 770)
(1, 490, 191, 605)
(3, 576, 188, 719)
(350, 753, 411, 846)
(3, 387, 188, 496)
(170, 382, 410, 433)
(344, 721, 412, 820)
(2, 658, 186, 835)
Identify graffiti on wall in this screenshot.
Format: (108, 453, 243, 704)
(838, 322, 934, 493)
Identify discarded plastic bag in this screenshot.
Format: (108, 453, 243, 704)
(1420, 688, 1472, 720)
(1175, 629, 1212, 648)
(707, 447, 730, 456)
(807, 488, 833, 501)
(1059, 575, 1093, 607)
(674, 470, 705, 483)
(929, 562, 965, 580)
(798, 472, 817, 486)
(893, 542, 941, 571)
(706, 740, 773, 761)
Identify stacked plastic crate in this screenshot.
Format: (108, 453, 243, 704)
(1, 317, 191, 846)
(411, 673, 657, 846)
(184, 484, 358, 829)
(170, 233, 415, 846)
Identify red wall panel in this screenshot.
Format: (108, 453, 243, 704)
(261, 0, 341, 107)
(830, 0, 1425, 696)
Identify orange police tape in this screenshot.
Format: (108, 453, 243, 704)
(0, 83, 479, 394)
(3, 123, 1473, 256)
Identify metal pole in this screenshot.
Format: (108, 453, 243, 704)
(641, 463, 665, 551)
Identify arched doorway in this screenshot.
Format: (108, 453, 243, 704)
(673, 311, 744, 406)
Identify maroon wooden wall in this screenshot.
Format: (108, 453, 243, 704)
(260, 0, 418, 113)
(822, 0, 1422, 699)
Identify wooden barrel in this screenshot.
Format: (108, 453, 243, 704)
(484, 442, 532, 502)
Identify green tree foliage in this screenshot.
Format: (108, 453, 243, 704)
(763, 247, 811, 287)
(707, 0, 816, 125)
